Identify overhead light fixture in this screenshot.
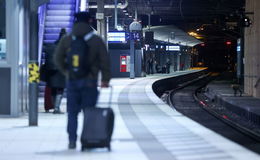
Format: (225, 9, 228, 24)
(123, 10, 127, 13)
(195, 36, 203, 39)
(125, 13, 129, 15)
(129, 15, 132, 18)
(116, 25, 124, 31)
(80, 0, 87, 11)
(188, 32, 198, 37)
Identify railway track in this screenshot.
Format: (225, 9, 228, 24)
(167, 75, 260, 154)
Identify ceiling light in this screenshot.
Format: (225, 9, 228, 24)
(195, 36, 203, 39)
(188, 32, 198, 37)
(116, 25, 124, 31)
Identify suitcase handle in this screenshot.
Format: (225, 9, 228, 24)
(107, 86, 113, 108)
(98, 85, 113, 108)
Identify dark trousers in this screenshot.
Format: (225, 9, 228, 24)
(148, 65, 153, 74)
(66, 79, 98, 142)
(51, 87, 64, 97)
(166, 67, 170, 74)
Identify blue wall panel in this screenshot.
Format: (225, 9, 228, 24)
(0, 68, 10, 115)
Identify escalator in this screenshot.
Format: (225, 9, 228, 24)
(39, 0, 79, 97)
(43, 0, 76, 44)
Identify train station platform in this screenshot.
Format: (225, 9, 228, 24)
(0, 71, 259, 160)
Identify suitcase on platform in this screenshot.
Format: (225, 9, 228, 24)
(81, 86, 114, 151)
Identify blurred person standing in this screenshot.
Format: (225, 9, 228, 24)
(54, 12, 111, 149)
(154, 60, 160, 73)
(166, 58, 171, 74)
(147, 57, 154, 74)
(44, 28, 67, 114)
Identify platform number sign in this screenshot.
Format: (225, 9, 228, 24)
(131, 32, 140, 40)
(128, 31, 141, 41)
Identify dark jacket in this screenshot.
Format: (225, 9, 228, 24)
(54, 22, 110, 83)
(43, 43, 66, 88)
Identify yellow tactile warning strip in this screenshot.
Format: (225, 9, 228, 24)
(28, 62, 40, 83)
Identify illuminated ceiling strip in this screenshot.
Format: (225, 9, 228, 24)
(80, 0, 87, 11)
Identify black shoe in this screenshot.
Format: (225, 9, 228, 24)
(68, 141, 76, 149)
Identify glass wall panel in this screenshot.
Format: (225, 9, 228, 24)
(0, 0, 6, 60)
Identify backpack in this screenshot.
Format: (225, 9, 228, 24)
(66, 32, 94, 79)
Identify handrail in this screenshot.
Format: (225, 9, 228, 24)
(75, 0, 80, 13)
(38, 4, 47, 65)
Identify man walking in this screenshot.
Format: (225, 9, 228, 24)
(54, 12, 111, 149)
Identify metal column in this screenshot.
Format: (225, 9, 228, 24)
(97, 0, 105, 40)
(148, 14, 151, 29)
(177, 53, 181, 71)
(28, 0, 50, 126)
(28, 1, 39, 126)
(106, 16, 111, 47)
(114, 0, 118, 29)
(130, 39, 135, 79)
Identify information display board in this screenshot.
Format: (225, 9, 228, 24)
(166, 45, 180, 51)
(108, 32, 126, 43)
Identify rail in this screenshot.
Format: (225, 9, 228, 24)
(75, 0, 80, 13)
(194, 84, 260, 142)
(38, 4, 47, 65)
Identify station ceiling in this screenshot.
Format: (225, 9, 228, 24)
(126, 0, 245, 23)
(90, 0, 245, 44)
(143, 25, 202, 46)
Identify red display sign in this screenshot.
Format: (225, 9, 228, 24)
(120, 56, 127, 72)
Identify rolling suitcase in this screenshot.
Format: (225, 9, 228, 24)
(81, 86, 114, 151)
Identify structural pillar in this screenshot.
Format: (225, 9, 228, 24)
(114, 0, 118, 29)
(130, 38, 135, 79)
(177, 53, 181, 71)
(129, 21, 142, 79)
(28, 1, 40, 126)
(97, 0, 106, 40)
(244, 0, 260, 98)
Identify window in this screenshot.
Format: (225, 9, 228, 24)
(0, 0, 6, 60)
